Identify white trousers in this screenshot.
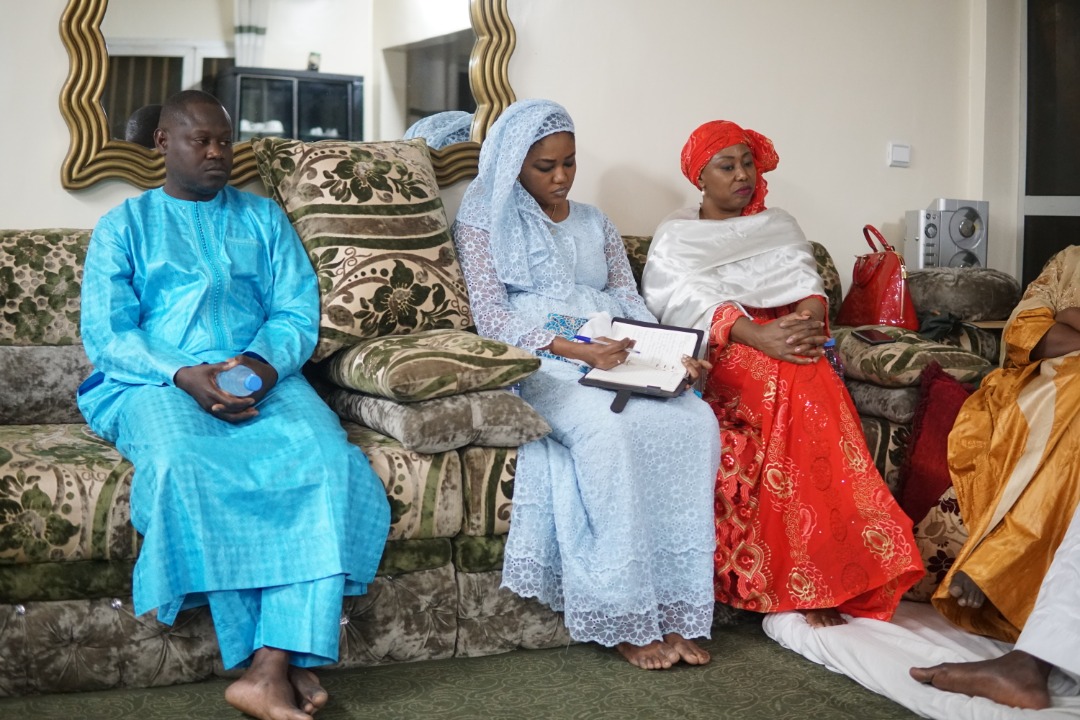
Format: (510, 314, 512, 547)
(1015, 501, 1080, 676)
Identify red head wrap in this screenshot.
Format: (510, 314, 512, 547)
(680, 120, 779, 216)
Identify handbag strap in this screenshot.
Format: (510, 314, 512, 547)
(863, 224, 896, 253)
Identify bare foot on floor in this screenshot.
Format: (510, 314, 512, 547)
(225, 648, 313, 720)
(910, 650, 1052, 710)
(288, 667, 329, 715)
(799, 608, 846, 628)
(948, 571, 987, 608)
(662, 633, 711, 666)
(616, 640, 680, 670)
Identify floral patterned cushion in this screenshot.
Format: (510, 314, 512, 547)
(834, 325, 992, 388)
(0, 424, 136, 568)
(0, 229, 88, 347)
(320, 329, 540, 402)
(326, 388, 550, 454)
(904, 486, 967, 602)
(251, 138, 475, 362)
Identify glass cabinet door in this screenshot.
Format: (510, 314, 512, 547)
(298, 81, 349, 141)
(236, 76, 295, 141)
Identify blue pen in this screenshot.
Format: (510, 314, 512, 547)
(572, 335, 641, 353)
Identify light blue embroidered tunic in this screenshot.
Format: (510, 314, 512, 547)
(78, 186, 390, 668)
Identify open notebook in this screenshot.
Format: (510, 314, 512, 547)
(578, 317, 703, 411)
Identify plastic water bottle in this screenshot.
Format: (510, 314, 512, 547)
(823, 338, 845, 380)
(217, 365, 263, 396)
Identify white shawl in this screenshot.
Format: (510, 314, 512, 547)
(642, 207, 825, 332)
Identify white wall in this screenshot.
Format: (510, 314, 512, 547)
(1, 1, 138, 229)
(371, 0, 471, 141)
(507, 0, 1023, 283)
(1, 0, 1023, 289)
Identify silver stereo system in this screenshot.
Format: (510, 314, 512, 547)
(904, 198, 989, 269)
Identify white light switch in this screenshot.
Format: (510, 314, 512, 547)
(888, 142, 911, 168)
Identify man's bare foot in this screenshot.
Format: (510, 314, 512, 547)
(799, 608, 846, 628)
(615, 640, 680, 670)
(948, 571, 987, 608)
(225, 648, 313, 720)
(910, 650, 1052, 710)
(288, 667, 329, 715)
(662, 633, 711, 665)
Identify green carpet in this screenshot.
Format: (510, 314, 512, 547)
(0, 622, 917, 719)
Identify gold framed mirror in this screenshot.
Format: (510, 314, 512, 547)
(59, 0, 516, 190)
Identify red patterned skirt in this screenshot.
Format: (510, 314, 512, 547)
(706, 305, 923, 619)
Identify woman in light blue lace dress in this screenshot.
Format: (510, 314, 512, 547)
(452, 99, 721, 670)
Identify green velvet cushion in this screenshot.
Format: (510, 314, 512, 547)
(251, 138, 475, 362)
(834, 325, 991, 388)
(844, 380, 919, 425)
(322, 329, 540, 402)
(0, 345, 93, 424)
(326, 388, 550, 453)
(908, 267, 1021, 322)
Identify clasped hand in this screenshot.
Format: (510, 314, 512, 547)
(750, 310, 827, 364)
(174, 355, 279, 423)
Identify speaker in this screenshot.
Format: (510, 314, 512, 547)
(904, 198, 989, 269)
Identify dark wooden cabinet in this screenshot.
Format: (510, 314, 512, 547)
(215, 66, 364, 143)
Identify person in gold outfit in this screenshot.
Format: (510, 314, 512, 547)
(910, 245, 1080, 709)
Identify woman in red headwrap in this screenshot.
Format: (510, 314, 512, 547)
(642, 120, 923, 626)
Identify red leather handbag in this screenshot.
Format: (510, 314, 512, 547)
(835, 225, 919, 331)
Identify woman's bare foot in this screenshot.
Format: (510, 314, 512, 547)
(225, 647, 313, 720)
(910, 650, 1052, 710)
(948, 571, 987, 608)
(662, 633, 711, 665)
(799, 608, 846, 628)
(615, 640, 680, 670)
(288, 667, 329, 715)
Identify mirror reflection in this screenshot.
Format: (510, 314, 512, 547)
(101, 0, 475, 147)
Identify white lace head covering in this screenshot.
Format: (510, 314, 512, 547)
(455, 99, 576, 298)
(403, 110, 473, 149)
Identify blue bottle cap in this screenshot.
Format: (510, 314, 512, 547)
(823, 338, 836, 347)
(243, 373, 263, 392)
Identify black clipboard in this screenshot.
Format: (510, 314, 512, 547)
(577, 317, 704, 413)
